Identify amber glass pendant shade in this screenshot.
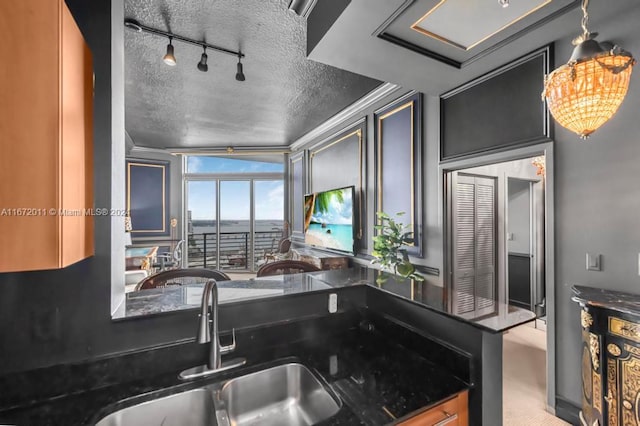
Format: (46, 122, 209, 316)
(543, 46, 635, 139)
(542, 0, 635, 139)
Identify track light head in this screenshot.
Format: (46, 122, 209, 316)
(124, 18, 142, 32)
(498, 0, 509, 8)
(163, 39, 177, 66)
(197, 48, 208, 72)
(235, 58, 245, 81)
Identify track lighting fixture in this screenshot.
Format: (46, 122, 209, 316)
(235, 56, 246, 82)
(163, 38, 177, 66)
(124, 18, 246, 80)
(197, 47, 208, 72)
(498, 0, 509, 8)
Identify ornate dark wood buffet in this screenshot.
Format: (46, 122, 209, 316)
(573, 286, 640, 426)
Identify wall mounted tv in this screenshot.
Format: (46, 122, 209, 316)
(304, 186, 355, 255)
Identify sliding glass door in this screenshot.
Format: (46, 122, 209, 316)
(219, 181, 251, 270)
(186, 178, 283, 272)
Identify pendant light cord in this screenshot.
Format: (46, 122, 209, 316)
(581, 0, 590, 38)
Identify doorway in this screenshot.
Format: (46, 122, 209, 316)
(442, 147, 556, 418)
(445, 156, 546, 320)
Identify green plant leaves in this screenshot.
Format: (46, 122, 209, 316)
(371, 211, 425, 282)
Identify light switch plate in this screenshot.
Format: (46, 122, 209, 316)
(586, 253, 601, 271)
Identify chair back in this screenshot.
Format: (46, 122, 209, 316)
(277, 238, 291, 254)
(256, 260, 321, 277)
(135, 268, 230, 291)
(172, 240, 185, 266)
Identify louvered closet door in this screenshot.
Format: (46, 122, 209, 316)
(452, 173, 497, 318)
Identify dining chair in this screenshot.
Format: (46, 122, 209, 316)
(256, 260, 321, 277)
(152, 240, 184, 271)
(135, 268, 231, 291)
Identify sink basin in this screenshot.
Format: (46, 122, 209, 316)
(94, 388, 216, 426)
(94, 363, 339, 426)
(218, 363, 340, 426)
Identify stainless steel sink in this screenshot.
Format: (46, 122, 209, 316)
(218, 363, 340, 426)
(93, 363, 340, 426)
(94, 388, 216, 426)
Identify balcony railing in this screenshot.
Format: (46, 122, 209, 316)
(187, 230, 282, 270)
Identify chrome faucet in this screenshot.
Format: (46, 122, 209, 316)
(179, 279, 246, 380)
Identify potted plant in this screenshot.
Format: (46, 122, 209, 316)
(371, 212, 424, 282)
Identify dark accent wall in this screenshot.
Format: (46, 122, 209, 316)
(126, 160, 170, 237)
(309, 121, 366, 245)
(508, 254, 531, 309)
(375, 92, 423, 256)
(125, 150, 184, 246)
(441, 48, 549, 160)
(289, 152, 306, 242)
(290, 89, 442, 278)
(0, 0, 197, 376)
(553, 7, 640, 411)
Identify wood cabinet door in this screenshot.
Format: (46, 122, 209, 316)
(0, 0, 93, 272)
(398, 391, 468, 426)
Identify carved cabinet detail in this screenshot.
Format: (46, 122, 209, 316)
(573, 285, 640, 426)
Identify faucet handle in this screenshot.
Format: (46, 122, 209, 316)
(220, 328, 237, 355)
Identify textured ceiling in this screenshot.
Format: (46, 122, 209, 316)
(124, 0, 382, 149)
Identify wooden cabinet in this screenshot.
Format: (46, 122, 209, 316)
(398, 391, 468, 426)
(291, 247, 350, 270)
(573, 287, 640, 426)
(0, 0, 93, 272)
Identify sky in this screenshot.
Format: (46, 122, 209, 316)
(186, 157, 284, 222)
(187, 156, 284, 173)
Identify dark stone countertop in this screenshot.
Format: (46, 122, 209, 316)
(0, 310, 471, 426)
(572, 285, 640, 316)
(124, 264, 535, 333)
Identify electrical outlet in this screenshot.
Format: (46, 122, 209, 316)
(329, 355, 338, 376)
(328, 293, 338, 313)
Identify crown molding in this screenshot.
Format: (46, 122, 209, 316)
(129, 145, 175, 156)
(289, 82, 401, 151)
(166, 146, 290, 155)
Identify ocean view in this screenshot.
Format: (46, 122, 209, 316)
(306, 223, 353, 253)
(190, 220, 284, 235)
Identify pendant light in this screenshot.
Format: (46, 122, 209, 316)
(235, 56, 246, 81)
(197, 47, 208, 72)
(163, 38, 177, 66)
(542, 0, 635, 139)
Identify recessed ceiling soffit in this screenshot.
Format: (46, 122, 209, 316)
(375, 0, 581, 68)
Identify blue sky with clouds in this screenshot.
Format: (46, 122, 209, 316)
(187, 158, 284, 221)
(187, 156, 284, 173)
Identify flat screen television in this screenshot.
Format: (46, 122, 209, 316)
(304, 186, 355, 255)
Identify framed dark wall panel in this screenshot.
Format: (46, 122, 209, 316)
(126, 159, 170, 237)
(375, 92, 423, 257)
(289, 151, 306, 242)
(441, 47, 551, 160)
(309, 120, 366, 246)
